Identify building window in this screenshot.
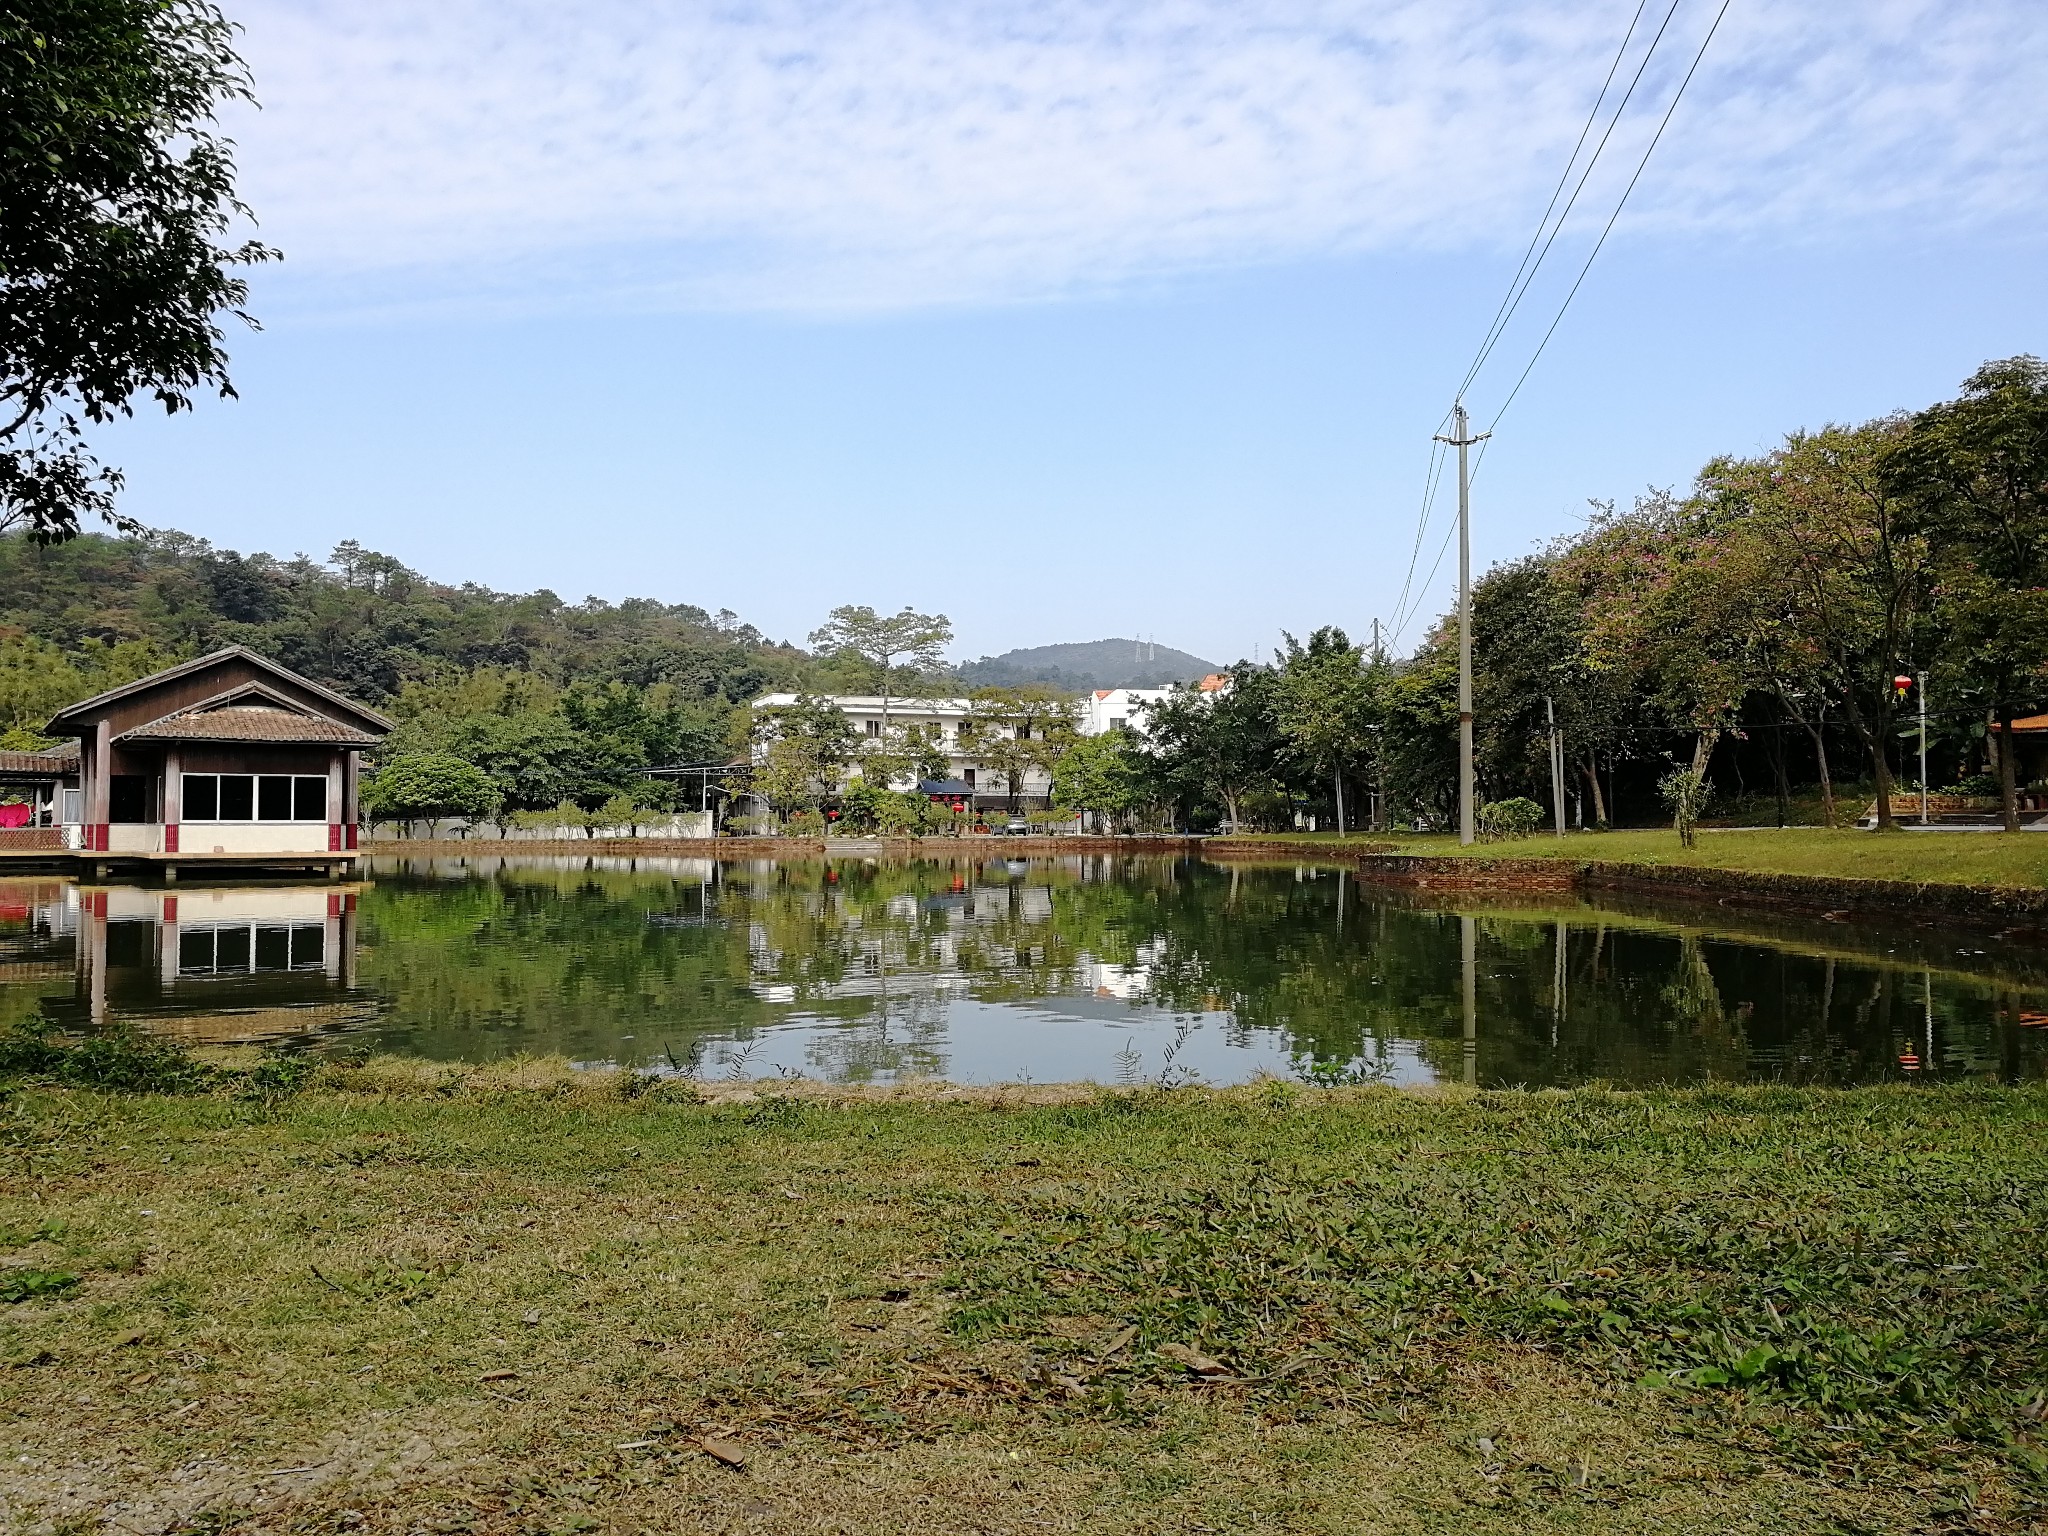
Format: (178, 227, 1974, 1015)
(178, 922, 326, 974)
(866, 719, 881, 737)
(1109, 717, 1126, 731)
(110, 775, 151, 823)
(182, 773, 329, 822)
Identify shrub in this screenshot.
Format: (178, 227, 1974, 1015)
(1658, 767, 1712, 848)
(1476, 797, 1545, 841)
(0, 1015, 315, 1100)
(0, 1015, 213, 1093)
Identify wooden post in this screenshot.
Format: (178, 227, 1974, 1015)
(90, 719, 112, 851)
(163, 746, 181, 855)
(328, 752, 345, 853)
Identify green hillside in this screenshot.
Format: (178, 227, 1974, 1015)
(959, 637, 1215, 693)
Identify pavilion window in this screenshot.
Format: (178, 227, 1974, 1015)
(183, 773, 331, 821)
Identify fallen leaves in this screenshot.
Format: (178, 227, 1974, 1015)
(1095, 1324, 1138, 1361)
(699, 1436, 748, 1469)
(1157, 1343, 1230, 1378)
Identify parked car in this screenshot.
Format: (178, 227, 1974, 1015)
(1003, 816, 1030, 835)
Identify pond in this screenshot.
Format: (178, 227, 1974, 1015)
(4, 853, 2046, 1087)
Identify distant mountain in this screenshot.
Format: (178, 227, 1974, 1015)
(958, 638, 1217, 694)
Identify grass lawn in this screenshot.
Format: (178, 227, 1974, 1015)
(1235, 827, 2048, 888)
(5, 1059, 2047, 1534)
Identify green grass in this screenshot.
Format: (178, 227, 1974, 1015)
(4, 1058, 2046, 1533)
(1229, 827, 2048, 888)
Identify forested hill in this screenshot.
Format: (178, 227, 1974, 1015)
(960, 638, 1215, 692)
(0, 529, 805, 701)
(0, 530, 809, 763)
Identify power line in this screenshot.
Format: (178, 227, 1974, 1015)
(1394, 0, 1675, 650)
(1451, 0, 1667, 406)
(1479, 0, 1734, 442)
(1387, 430, 1450, 644)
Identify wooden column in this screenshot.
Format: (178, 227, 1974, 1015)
(89, 720, 111, 851)
(163, 746, 182, 854)
(328, 752, 345, 852)
(344, 750, 361, 847)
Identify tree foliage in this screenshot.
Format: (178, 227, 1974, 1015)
(362, 752, 501, 832)
(3, 0, 276, 541)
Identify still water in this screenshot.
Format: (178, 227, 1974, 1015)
(4, 854, 2046, 1087)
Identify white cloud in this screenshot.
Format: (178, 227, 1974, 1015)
(224, 0, 2048, 314)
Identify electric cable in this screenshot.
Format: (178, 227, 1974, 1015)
(1393, 0, 1674, 647)
(1452, 0, 1667, 406)
(1478, 0, 1733, 444)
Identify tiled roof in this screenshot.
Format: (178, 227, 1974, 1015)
(0, 747, 79, 776)
(117, 706, 382, 746)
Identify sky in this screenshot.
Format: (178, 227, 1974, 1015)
(95, 0, 2048, 665)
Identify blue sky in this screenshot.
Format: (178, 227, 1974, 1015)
(97, 0, 2048, 666)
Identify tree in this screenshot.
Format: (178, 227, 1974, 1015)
(1274, 627, 1375, 834)
(750, 693, 857, 824)
(855, 719, 949, 793)
(4, 0, 276, 541)
(1564, 491, 1758, 795)
(961, 686, 1076, 812)
(362, 753, 501, 836)
(1700, 421, 1927, 829)
(1051, 727, 1150, 832)
(0, 633, 180, 742)
(806, 606, 952, 732)
(1145, 669, 1281, 832)
(1894, 357, 2048, 831)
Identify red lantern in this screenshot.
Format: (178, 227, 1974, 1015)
(1892, 674, 1914, 698)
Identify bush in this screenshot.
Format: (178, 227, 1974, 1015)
(1947, 773, 2000, 797)
(1476, 797, 1545, 841)
(1658, 766, 1712, 848)
(0, 1016, 214, 1093)
(0, 1015, 316, 1099)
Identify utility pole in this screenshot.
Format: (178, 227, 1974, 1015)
(1918, 671, 1929, 826)
(1436, 405, 1489, 846)
(1546, 695, 1566, 837)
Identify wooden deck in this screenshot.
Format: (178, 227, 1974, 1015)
(0, 846, 362, 879)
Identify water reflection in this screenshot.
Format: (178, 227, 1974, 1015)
(3, 855, 2045, 1086)
(0, 880, 370, 1042)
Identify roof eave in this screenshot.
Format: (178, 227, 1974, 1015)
(44, 645, 394, 735)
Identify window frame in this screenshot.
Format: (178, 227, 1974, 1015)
(181, 772, 332, 823)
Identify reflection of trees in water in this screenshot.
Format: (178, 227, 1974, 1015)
(348, 857, 2047, 1085)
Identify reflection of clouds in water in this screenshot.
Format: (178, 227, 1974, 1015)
(41, 856, 2043, 1088)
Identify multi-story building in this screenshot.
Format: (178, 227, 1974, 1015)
(749, 674, 1231, 813)
(747, 694, 1055, 810)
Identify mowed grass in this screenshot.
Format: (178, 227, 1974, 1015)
(4, 1061, 2047, 1534)
(1239, 827, 2048, 889)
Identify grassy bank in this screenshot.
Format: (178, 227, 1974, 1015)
(1238, 828, 2048, 889)
(5, 1060, 2047, 1533)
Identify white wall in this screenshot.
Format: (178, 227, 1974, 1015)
(178, 823, 332, 854)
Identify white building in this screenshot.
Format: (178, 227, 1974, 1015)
(748, 694, 1055, 808)
(1076, 676, 1229, 739)
(750, 675, 1230, 811)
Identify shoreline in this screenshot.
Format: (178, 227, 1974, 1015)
(1353, 852, 2048, 928)
(357, 835, 2048, 927)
